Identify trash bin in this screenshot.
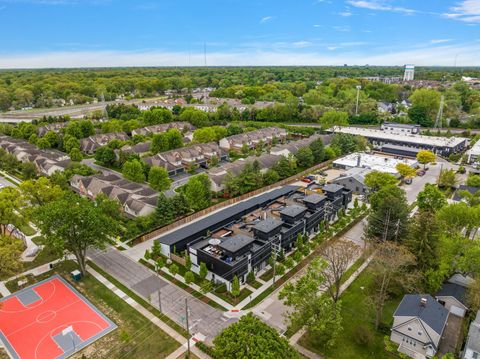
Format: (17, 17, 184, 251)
(71, 269, 82, 281)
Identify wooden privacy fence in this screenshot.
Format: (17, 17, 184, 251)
(134, 158, 334, 244)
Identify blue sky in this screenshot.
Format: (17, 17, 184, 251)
(0, 0, 479, 68)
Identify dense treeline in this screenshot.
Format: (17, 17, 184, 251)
(1, 66, 479, 111)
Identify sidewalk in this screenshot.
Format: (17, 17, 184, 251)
(87, 265, 211, 359)
(0, 255, 75, 297)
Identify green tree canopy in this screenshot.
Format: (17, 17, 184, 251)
(122, 159, 146, 182)
(212, 313, 301, 359)
(34, 193, 118, 275)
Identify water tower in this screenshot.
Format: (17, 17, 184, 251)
(403, 64, 415, 81)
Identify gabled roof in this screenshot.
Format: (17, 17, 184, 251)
(394, 294, 449, 335)
(323, 183, 344, 193)
(453, 185, 479, 202)
(436, 283, 467, 306)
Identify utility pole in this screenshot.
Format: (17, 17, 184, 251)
(382, 210, 391, 242)
(185, 298, 191, 357)
(355, 85, 362, 116)
(156, 263, 162, 312)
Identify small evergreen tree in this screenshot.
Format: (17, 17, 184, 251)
(231, 275, 240, 298)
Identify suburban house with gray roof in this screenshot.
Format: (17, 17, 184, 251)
(80, 132, 130, 154)
(219, 127, 287, 151)
(0, 135, 71, 176)
(391, 294, 449, 359)
(462, 310, 480, 359)
(70, 173, 158, 217)
(131, 121, 193, 137)
(143, 142, 227, 177)
(435, 276, 470, 318)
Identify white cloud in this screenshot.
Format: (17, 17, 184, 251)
(313, 24, 323, 27)
(333, 25, 350, 32)
(260, 16, 274, 23)
(347, 1, 416, 14)
(430, 39, 452, 44)
(339, 11, 353, 16)
(2, 42, 479, 68)
(292, 41, 313, 48)
(444, 0, 480, 23)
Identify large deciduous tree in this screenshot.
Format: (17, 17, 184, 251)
(368, 241, 417, 329)
(321, 240, 360, 303)
(365, 185, 410, 242)
(0, 236, 23, 278)
(34, 193, 118, 275)
(182, 174, 212, 211)
(364, 171, 397, 192)
(212, 313, 301, 359)
(279, 258, 343, 348)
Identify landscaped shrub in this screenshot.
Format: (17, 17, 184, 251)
(354, 324, 374, 346)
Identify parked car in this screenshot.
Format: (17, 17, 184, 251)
(301, 177, 313, 183)
(417, 170, 425, 176)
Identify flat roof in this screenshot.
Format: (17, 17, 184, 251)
(323, 183, 345, 193)
(253, 218, 284, 233)
(303, 193, 326, 204)
(280, 205, 307, 218)
(218, 234, 255, 253)
(468, 140, 480, 156)
(333, 152, 418, 174)
(331, 126, 467, 148)
(157, 185, 298, 246)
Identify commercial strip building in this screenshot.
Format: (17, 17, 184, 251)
(332, 152, 418, 176)
(0, 135, 71, 176)
(330, 126, 468, 157)
(70, 173, 159, 217)
(154, 184, 352, 289)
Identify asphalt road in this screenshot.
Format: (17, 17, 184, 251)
(88, 247, 236, 342)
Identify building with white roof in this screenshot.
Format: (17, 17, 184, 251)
(333, 152, 418, 176)
(330, 126, 468, 157)
(467, 140, 480, 164)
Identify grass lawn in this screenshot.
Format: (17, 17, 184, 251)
(17, 222, 36, 236)
(214, 286, 252, 306)
(298, 267, 401, 359)
(5, 260, 179, 359)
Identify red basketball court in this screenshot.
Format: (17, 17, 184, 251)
(0, 275, 116, 359)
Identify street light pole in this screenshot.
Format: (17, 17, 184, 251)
(355, 85, 362, 116)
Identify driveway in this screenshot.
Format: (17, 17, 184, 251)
(438, 314, 463, 357)
(88, 247, 236, 342)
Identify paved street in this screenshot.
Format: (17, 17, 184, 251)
(88, 247, 236, 342)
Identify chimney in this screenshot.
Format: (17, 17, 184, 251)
(420, 297, 427, 307)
